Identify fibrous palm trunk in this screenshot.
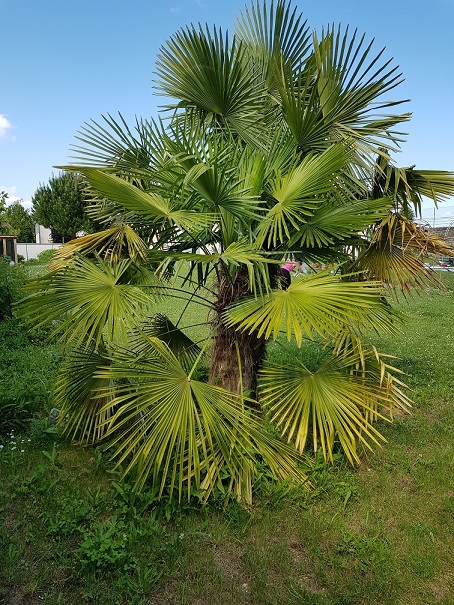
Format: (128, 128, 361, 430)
(209, 268, 267, 401)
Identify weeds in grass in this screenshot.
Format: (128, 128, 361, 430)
(0, 319, 60, 435)
(77, 517, 133, 571)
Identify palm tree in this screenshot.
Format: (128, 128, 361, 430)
(20, 0, 454, 503)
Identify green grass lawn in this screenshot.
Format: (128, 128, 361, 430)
(1, 273, 453, 605)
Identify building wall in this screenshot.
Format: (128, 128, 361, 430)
(17, 242, 61, 261)
(35, 224, 52, 244)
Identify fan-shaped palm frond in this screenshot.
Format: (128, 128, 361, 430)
(311, 26, 410, 155)
(224, 271, 398, 346)
(276, 62, 333, 152)
(137, 314, 204, 370)
(54, 343, 114, 443)
(257, 145, 349, 247)
(62, 167, 216, 234)
(331, 331, 411, 422)
(372, 154, 454, 216)
(50, 224, 149, 266)
(162, 114, 266, 228)
(259, 354, 391, 464)
(353, 214, 454, 291)
(93, 336, 306, 502)
(19, 256, 152, 347)
(155, 24, 266, 142)
(71, 113, 158, 172)
(289, 196, 390, 248)
(234, 0, 311, 89)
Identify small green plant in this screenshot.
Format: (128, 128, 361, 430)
(12, 464, 53, 497)
(41, 442, 61, 466)
(336, 529, 392, 575)
(45, 497, 97, 537)
(0, 401, 30, 434)
(24, 248, 58, 267)
(28, 416, 59, 445)
(0, 543, 26, 582)
(77, 517, 132, 571)
(111, 480, 160, 520)
(115, 565, 162, 605)
(36, 249, 57, 264)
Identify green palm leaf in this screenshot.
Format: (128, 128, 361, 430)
(258, 145, 348, 247)
(395, 168, 454, 210)
(155, 24, 265, 140)
(54, 343, 114, 443)
(234, 0, 311, 90)
(289, 196, 391, 248)
(277, 63, 333, 151)
(311, 26, 410, 155)
(163, 115, 265, 227)
(19, 256, 152, 347)
(70, 113, 158, 172)
(224, 271, 398, 346)
(137, 314, 204, 370)
(62, 167, 216, 233)
(259, 350, 409, 463)
(94, 336, 306, 502)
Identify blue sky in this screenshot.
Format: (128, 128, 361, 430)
(1, 0, 453, 215)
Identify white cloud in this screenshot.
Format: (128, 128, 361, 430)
(1, 185, 18, 200)
(193, 0, 205, 7)
(169, 6, 180, 12)
(0, 185, 32, 208)
(0, 114, 13, 138)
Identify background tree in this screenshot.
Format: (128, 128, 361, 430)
(0, 191, 7, 212)
(1, 200, 35, 242)
(20, 0, 454, 503)
(31, 172, 93, 242)
(0, 191, 14, 235)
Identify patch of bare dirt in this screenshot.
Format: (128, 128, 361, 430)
(0, 586, 41, 605)
(288, 541, 325, 596)
(211, 541, 252, 595)
(428, 569, 454, 602)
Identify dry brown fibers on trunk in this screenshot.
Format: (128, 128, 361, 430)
(209, 267, 267, 400)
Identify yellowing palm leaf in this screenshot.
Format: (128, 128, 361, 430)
(50, 224, 149, 267)
(19, 256, 152, 347)
(94, 336, 306, 503)
(353, 214, 454, 292)
(372, 157, 454, 216)
(224, 271, 398, 346)
(331, 331, 411, 421)
(259, 357, 390, 464)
